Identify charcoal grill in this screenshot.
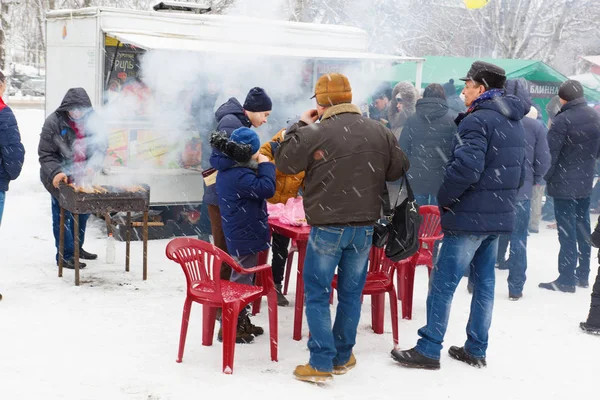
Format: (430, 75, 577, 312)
(57, 183, 151, 286)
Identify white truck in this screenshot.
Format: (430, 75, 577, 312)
(45, 4, 423, 236)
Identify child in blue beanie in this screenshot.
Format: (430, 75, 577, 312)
(210, 126, 276, 342)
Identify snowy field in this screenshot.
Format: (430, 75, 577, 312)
(0, 107, 597, 400)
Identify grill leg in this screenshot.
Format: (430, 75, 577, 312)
(126, 212, 131, 272)
(143, 210, 148, 280)
(74, 213, 80, 286)
(58, 207, 65, 278)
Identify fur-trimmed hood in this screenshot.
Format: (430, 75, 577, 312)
(389, 81, 418, 130)
(210, 130, 255, 166)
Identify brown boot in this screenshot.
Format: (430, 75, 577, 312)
(294, 364, 333, 383)
(217, 322, 254, 344)
(241, 314, 264, 336)
(333, 353, 356, 375)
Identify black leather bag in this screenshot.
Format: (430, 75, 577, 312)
(373, 185, 392, 248)
(384, 177, 422, 262)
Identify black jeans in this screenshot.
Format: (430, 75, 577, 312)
(587, 260, 600, 327)
(270, 232, 289, 286)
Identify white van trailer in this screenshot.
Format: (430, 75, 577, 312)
(45, 6, 424, 206)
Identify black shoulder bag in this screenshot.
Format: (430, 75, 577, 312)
(383, 177, 422, 261)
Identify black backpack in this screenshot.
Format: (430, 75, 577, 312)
(383, 177, 422, 262)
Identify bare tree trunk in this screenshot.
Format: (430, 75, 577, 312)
(0, 0, 10, 71)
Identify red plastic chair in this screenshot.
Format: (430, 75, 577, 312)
(165, 238, 278, 374)
(331, 246, 401, 346)
(283, 240, 298, 295)
(397, 205, 444, 320)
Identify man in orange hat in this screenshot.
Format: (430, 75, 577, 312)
(276, 73, 409, 383)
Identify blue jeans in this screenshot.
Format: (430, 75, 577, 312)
(497, 201, 531, 295)
(0, 191, 5, 226)
(414, 194, 438, 206)
(554, 197, 591, 286)
(304, 225, 373, 372)
(416, 233, 498, 360)
(51, 196, 89, 262)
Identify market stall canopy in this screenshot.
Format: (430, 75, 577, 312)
(105, 30, 424, 63)
(391, 56, 600, 121)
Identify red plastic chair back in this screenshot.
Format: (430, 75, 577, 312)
(367, 246, 396, 284)
(166, 237, 240, 305)
(418, 205, 443, 239)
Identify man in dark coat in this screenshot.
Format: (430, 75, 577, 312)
(38, 88, 103, 269)
(0, 71, 25, 227)
(496, 79, 550, 299)
(400, 83, 456, 205)
(392, 61, 526, 370)
(205, 87, 272, 280)
(539, 80, 600, 293)
(583, 217, 600, 335)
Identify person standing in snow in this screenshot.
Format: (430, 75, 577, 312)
(210, 126, 276, 344)
(369, 83, 393, 128)
(392, 61, 526, 370)
(38, 88, 104, 270)
(259, 127, 305, 307)
(539, 80, 600, 293)
(442, 79, 466, 116)
(0, 71, 25, 227)
(582, 217, 600, 335)
(275, 73, 409, 383)
(496, 79, 550, 300)
(206, 87, 272, 281)
(388, 81, 418, 139)
(399, 83, 456, 206)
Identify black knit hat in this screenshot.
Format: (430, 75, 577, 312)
(558, 80, 584, 102)
(243, 87, 272, 112)
(460, 61, 506, 89)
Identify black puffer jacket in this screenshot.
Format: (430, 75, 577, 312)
(399, 97, 456, 195)
(544, 97, 600, 199)
(38, 88, 98, 198)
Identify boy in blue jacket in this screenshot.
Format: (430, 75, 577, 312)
(210, 127, 276, 343)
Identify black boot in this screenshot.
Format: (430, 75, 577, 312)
(275, 284, 289, 307)
(241, 314, 264, 336)
(217, 322, 255, 344)
(580, 322, 600, 336)
(576, 279, 589, 289)
(58, 259, 87, 269)
(79, 249, 98, 260)
(448, 346, 487, 368)
(391, 347, 440, 370)
(539, 280, 576, 293)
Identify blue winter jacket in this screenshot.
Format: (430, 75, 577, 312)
(437, 93, 526, 234)
(0, 99, 25, 192)
(204, 98, 252, 206)
(213, 151, 276, 257)
(544, 97, 600, 199)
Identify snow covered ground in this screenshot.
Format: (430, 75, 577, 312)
(0, 107, 597, 400)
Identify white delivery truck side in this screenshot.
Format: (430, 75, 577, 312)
(45, 6, 423, 236)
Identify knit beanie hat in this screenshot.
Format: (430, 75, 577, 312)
(243, 87, 272, 112)
(443, 79, 457, 96)
(311, 73, 352, 106)
(558, 80, 584, 102)
(230, 127, 261, 155)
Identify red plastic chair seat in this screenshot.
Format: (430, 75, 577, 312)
(191, 280, 264, 305)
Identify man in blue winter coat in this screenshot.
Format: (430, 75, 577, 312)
(496, 79, 550, 300)
(392, 61, 526, 369)
(539, 80, 600, 293)
(0, 71, 25, 228)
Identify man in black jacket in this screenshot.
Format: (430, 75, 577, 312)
(583, 217, 600, 335)
(38, 88, 103, 269)
(539, 80, 600, 293)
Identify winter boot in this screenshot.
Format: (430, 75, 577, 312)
(390, 347, 440, 370)
(79, 249, 98, 260)
(242, 314, 264, 336)
(448, 346, 487, 368)
(576, 278, 589, 289)
(58, 259, 87, 270)
(293, 364, 333, 383)
(580, 322, 600, 336)
(333, 353, 356, 375)
(538, 280, 576, 293)
(217, 322, 254, 344)
(275, 284, 289, 307)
